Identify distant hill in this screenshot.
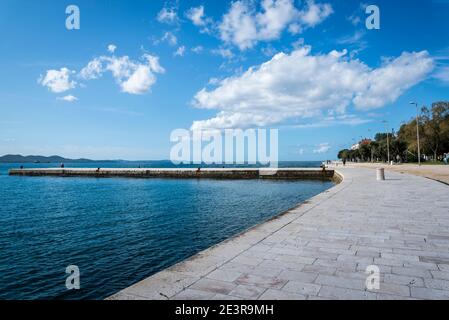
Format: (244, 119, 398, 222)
(0, 154, 95, 163)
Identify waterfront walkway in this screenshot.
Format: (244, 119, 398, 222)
(109, 167, 449, 300)
(346, 163, 449, 185)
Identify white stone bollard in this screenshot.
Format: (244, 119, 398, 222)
(377, 168, 385, 181)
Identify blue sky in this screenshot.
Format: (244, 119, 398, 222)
(0, 0, 448, 161)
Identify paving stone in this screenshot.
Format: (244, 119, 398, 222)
(190, 278, 236, 295)
(411, 287, 449, 300)
(210, 294, 241, 300)
(315, 274, 366, 290)
(381, 253, 420, 262)
(282, 281, 321, 296)
(392, 267, 432, 278)
(258, 259, 305, 272)
(356, 250, 381, 258)
(278, 270, 318, 283)
(231, 255, 263, 266)
(247, 265, 284, 277)
(259, 289, 306, 300)
(431, 271, 449, 280)
(173, 289, 216, 300)
(437, 264, 449, 272)
(383, 273, 424, 287)
(229, 285, 266, 299)
(274, 254, 316, 265)
(376, 293, 416, 300)
(235, 274, 287, 289)
(424, 279, 449, 291)
(318, 286, 377, 300)
(206, 269, 242, 283)
(302, 264, 336, 275)
(374, 282, 411, 297)
(314, 259, 356, 272)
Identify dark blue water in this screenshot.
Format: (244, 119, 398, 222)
(0, 162, 332, 300)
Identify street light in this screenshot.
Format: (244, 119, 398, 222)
(410, 102, 421, 166)
(382, 120, 390, 164)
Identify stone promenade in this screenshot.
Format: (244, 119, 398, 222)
(109, 167, 449, 300)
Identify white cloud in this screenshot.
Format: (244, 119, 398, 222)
(107, 44, 117, 54)
(219, 0, 333, 50)
(186, 5, 214, 33)
(292, 114, 372, 128)
(313, 143, 331, 154)
(219, 1, 261, 51)
(38, 68, 76, 93)
(352, 51, 434, 109)
(192, 46, 204, 53)
(79, 52, 165, 95)
(347, 14, 361, 26)
(186, 6, 206, 26)
(434, 66, 449, 84)
(288, 23, 302, 35)
(120, 65, 156, 94)
(208, 77, 221, 85)
(80, 58, 103, 80)
(145, 54, 165, 74)
(191, 47, 434, 130)
(157, 7, 178, 24)
(174, 46, 186, 57)
(161, 32, 178, 46)
(299, 0, 333, 27)
(336, 30, 365, 45)
(58, 95, 78, 102)
(211, 47, 234, 59)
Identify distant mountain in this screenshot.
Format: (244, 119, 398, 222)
(0, 154, 95, 163)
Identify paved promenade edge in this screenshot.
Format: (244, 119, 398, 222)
(108, 168, 449, 300)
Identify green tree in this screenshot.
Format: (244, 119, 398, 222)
(421, 102, 449, 160)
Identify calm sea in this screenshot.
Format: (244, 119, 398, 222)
(0, 161, 333, 300)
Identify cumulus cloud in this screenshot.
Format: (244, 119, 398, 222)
(186, 6, 206, 26)
(38, 68, 76, 93)
(191, 47, 434, 130)
(79, 58, 103, 80)
(120, 64, 156, 94)
(186, 5, 214, 33)
(157, 7, 179, 24)
(219, 0, 333, 50)
(58, 95, 78, 102)
(174, 46, 186, 57)
(211, 47, 234, 59)
(313, 143, 331, 154)
(79, 48, 165, 95)
(161, 31, 178, 46)
(191, 46, 204, 53)
(107, 44, 117, 54)
(299, 0, 333, 27)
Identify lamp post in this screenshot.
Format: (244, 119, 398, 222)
(382, 120, 390, 164)
(410, 102, 421, 166)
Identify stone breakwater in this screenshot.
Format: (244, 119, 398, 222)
(9, 168, 337, 181)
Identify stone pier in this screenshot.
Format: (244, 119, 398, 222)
(9, 168, 336, 181)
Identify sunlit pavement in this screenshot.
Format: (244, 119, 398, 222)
(109, 167, 449, 300)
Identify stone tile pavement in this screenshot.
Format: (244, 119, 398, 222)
(108, 167, 449, 300)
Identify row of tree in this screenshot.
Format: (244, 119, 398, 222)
(338, 101, 449, 163)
